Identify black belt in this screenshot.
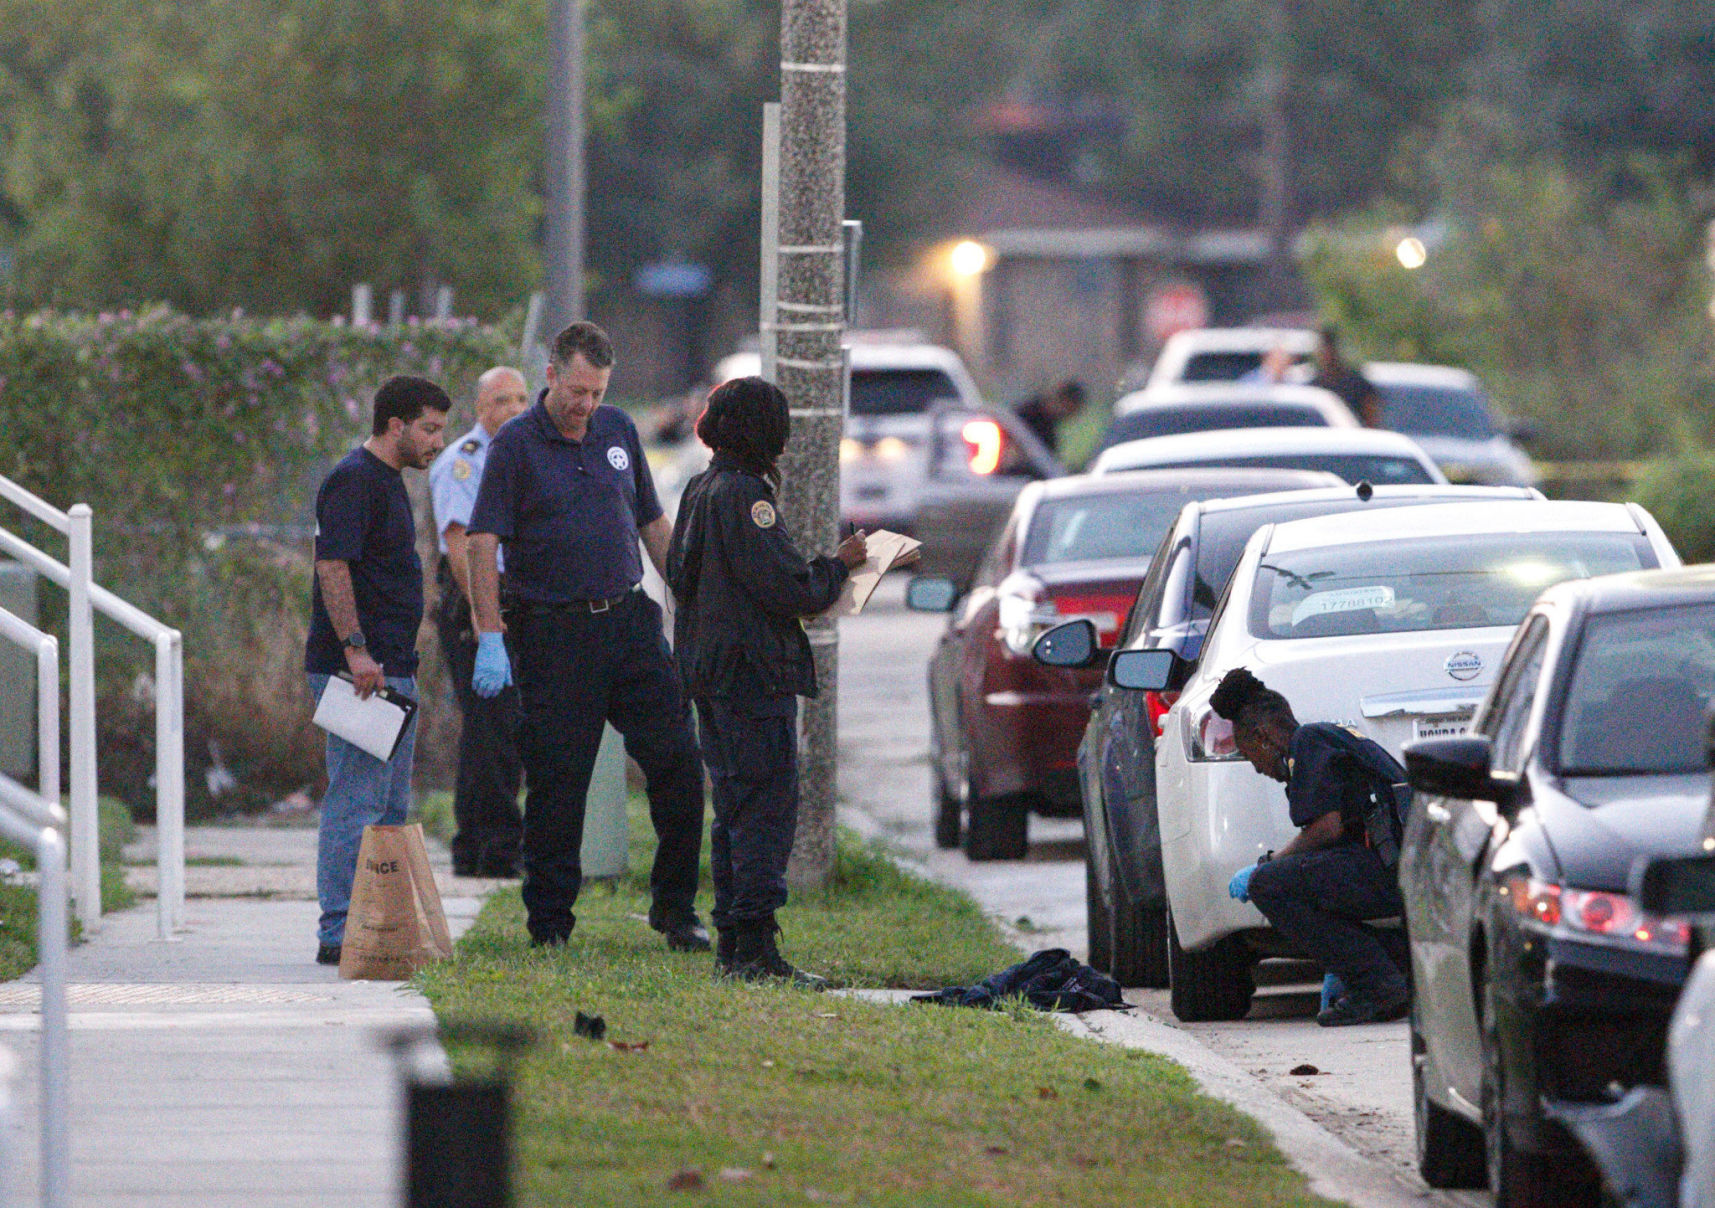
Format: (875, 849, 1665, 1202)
(519, 587, 640, 616)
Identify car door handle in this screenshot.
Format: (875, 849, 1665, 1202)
(1425, 802, 1451, 824)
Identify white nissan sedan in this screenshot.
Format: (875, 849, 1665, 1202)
(1148, 499, 1680, 1021)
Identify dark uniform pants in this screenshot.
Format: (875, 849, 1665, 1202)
(508, 591, 704, 943)
(694, 695, 798, 932)
(1247, 844, 1408, 1001)
(435, 562, 524, 874)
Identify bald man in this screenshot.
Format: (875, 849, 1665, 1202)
(429, 367, 531, 876)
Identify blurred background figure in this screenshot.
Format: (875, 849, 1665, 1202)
(1013, 379, 1087, 457)
(1309, 327, 1382, 428)
(1240, 344, 1297, 385)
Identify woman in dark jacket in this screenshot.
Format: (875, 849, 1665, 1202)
(667, 377, 867, 983)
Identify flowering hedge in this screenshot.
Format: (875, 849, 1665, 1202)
(0, 306, 516, 815)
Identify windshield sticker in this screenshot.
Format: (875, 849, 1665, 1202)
(1290, 585, 1395, 626)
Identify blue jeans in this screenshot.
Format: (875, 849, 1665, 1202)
(307, 673, 418, 946)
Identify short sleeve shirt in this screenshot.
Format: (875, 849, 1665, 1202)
(466, 395, 663, 603)
(428, 422, 505, 571)
(1284, 722, 1400, 834)
(305, 447, 423, 676)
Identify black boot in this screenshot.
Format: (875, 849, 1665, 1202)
(732, 919, 827, 990)
(715, 929, 738, 976)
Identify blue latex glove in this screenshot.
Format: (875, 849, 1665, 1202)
(472, 632, 512, 698)
(1228, 864, 1257, 902)
(1320, 973, 1348, 1012)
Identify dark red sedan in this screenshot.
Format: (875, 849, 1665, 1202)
(908, 466, 1340, 860)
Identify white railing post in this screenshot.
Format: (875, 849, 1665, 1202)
(36, 637, 59, 813)
(35, 824, 68, 1208)
(154, 631, 185, 938)
(66, 504, 99, 930)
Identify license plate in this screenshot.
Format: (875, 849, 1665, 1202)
(1413, 713, 1473, 742)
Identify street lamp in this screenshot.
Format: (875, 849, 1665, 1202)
(1395, 236, 1427, 270)
(949, 239, 992, 278)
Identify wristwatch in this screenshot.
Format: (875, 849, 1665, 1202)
(342, 631, 367, 651)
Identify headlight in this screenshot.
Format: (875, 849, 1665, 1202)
(839, 437, 862, 464)
(1504, 875, 1690, 956)
(1186, 705, 1241, 762)
(873, 436, 910, 462)
(996, 591, 1059, 656)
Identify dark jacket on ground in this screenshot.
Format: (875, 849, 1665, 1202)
(667, 454, 849, 700)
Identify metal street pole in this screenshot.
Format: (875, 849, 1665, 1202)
(775, 0, 846, 889)
(545, 0, 586, 335)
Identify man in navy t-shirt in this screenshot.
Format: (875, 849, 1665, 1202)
(305, 376, 449, 966)
(465, 321, 708, 953)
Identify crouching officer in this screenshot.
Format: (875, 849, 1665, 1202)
(667, 377, 869, 983)
(1213, 668, 1411, 1026)
(464, 322, 709, 952)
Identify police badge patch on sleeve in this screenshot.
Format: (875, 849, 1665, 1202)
(452, 459, 473, 481)
(751, 500, 777, 529)
(606, 446, 630, 471)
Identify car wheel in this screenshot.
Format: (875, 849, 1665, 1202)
(1109, 873, 1169, 989)
(1481, 983, 1594, 1208)
(1085, 858, 1113, 972)
(1412, 997, 1486, 1188)
(1166, 903, 1254, 1022)
(932, 774, 961, 849)
(964, 795, 1029, 861)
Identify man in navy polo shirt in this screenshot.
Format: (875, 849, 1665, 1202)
(305, 375, 450, 966)
(465, 322, 708, 952)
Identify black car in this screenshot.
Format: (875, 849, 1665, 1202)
(1061, 483, 1541, 987)
(1400, 567, 1715, 1208)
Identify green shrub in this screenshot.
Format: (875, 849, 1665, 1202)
(0, 306, 515, 815)
(1630, 456, 1715, 564)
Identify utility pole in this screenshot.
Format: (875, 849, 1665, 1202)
(544, 0, 586, 335)
(1258, 0, 1294, 309)
(774, 0, 846, 889)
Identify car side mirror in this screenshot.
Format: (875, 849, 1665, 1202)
(905, 575, 959, 613)
(1109, 649, 1178, 692)
(1033, 619, 1099, 668)
(1635, 853, 1715, 915)
(1403, 736, 1521, 809)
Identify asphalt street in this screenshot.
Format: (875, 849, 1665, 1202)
(835, 575, 1486, 1207)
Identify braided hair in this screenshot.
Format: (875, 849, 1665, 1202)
(1209, 668, 1298, 740)
(697, 376, 790, 487)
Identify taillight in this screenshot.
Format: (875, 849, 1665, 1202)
(1048, 591, 1133, 649)
(962, 419, 1004, 475)
(1188, 706, 1240, 761)
(1146, 690, 1179, 736)
(1503, 874, 1690, 955)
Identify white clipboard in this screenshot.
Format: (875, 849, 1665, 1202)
(312, 674, 417, 762)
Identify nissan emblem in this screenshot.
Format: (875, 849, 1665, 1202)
(1445, 651, 1483, 682)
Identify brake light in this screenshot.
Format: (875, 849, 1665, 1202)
(962, 419, 1004, 475)
(1188, 706, 1241, 761)
(1504, 875, 1689, 955)
(1046, 591, 1134, 648)
(1146, 690, 1180, 736)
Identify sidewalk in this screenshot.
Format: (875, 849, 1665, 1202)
(0, 823, 498, 1208)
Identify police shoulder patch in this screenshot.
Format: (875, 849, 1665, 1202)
(460, 439, 481, 454)
(750, 500, 777, 529)
(606, 445, 630, 471)
(451, 458, 473, 481)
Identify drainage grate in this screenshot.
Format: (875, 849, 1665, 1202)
(0, 984, 335, 1007)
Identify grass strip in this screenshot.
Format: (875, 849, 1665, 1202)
(417, 799, 1339, 1208)
(0, 796, 136, 980)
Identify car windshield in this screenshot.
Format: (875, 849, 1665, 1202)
(850, 368, 962, 416)
(1248, 532, 1652, 640)
(1099, 405, 1327, 451)
(1377, 382, 1496, 440)
(1181, 351, 1264, 382)
(1143, 453, 1435, 485)
(1022, 492, 1189, 566)
(1557, 604, 1715, 776)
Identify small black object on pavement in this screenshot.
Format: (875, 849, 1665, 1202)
(386, 1020, 535, 1208)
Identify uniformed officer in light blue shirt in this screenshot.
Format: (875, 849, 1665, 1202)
(428, 366, 530, 877)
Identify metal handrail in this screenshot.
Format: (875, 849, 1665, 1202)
(0, 473, 184, 939)
(0, 607, 60, 826)
(0, 773, 69, 1208)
